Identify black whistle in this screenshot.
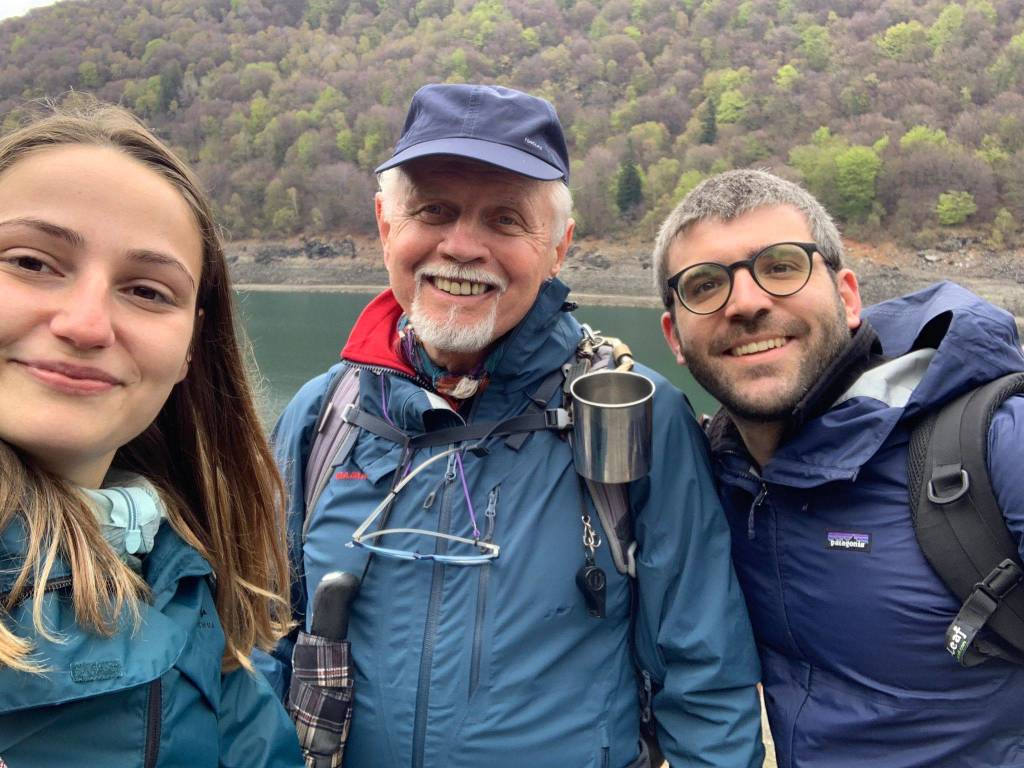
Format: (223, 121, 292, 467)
(309, 571, 361, 640)
(576, 564, 606, 619)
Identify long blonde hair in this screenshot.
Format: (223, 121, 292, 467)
(0, 97, 290, 672)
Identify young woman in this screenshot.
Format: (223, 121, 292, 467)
(0, 100, 302, 766)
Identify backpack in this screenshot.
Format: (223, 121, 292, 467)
(908, 371, 1024, 666)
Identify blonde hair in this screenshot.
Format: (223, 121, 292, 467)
(0, 97, 289, 673)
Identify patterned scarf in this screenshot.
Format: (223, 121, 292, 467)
(396, 316, 500, 400)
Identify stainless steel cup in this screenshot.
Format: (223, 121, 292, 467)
(569, 370, 655, 483)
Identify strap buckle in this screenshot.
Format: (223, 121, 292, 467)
(340, 402, 357, 424)
(544, 408, 572, 430)
(976, 558, 1024, 601)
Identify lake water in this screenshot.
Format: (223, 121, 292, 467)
(236, 290, 718, 422)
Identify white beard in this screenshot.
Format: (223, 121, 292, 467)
(410, 278, 501, 354)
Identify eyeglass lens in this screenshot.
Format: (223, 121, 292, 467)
(679, 243, 812, 313)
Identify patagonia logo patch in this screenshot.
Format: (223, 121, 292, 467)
(826, 531, 872, 552)
(335, 470, 367, 481)
(71, 660, 123, 683)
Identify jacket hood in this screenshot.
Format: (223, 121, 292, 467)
(341, 278, 581, 395)
(718, 282, 1024, 487)
(864, 280, 1024, 418)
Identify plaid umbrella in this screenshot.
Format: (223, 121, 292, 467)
(287, 572, 360, 768)
(287, 632, 353, 768)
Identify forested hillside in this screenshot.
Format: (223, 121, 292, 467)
(2, 0, 1024, 248)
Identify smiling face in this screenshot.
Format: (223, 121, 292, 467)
(0, 144, 203, 487)
(661, 204, 861, 425)
(376, 158, 573, 372)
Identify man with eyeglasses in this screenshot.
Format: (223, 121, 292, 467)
(655, 168, 1024, 767)
(263, 85, 766, 768)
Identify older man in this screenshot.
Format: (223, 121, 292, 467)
(266, 85, 763, 768)
(656, 169, 1024, 767)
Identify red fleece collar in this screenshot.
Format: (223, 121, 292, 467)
(340, 290, 417, 377)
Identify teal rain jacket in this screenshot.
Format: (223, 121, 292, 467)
(0, 521, 303, 768)
(265, 279, 763, 768)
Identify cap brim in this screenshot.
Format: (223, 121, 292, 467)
(374, 137, 565, 181)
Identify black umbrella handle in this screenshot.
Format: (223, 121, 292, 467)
(309, 571, 360, 640)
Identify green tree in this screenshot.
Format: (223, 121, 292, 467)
(774, 63, 800, 90)
(835, 146, 882, 222)
(990, 208, 1016, 248)
(928, 4, 964, 52)
(789, 128, 846, 213)
(699, 98, 717, 145)
(876, 21, 929, 62)
(991, 31, 1024, 90)
(672, 169, 704, 201)
(900, 125, 948, 151)
(716, 88, 748, 124)
(799, 25, 831, 71)
(78, 61, 100, 88)
(977, 135, 1009, 166)
(935, 191, 977, 225)
(616, 155, 644, 215)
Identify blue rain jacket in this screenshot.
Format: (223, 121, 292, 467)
(712, 282, 1024, 768)
(266, 278, 763, 768)
(0, 521, 303, 768)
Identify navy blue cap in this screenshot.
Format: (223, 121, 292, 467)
(375, 84, 570, 182)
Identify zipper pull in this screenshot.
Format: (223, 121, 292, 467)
(482, 487, 499, 542)
(748, 484, 767, 540)
(444, 452, 458, 482)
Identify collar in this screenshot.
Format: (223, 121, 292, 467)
(82, 471, 166, 574)
(785, 320, 884, 435)
(340, 289, 418, 379)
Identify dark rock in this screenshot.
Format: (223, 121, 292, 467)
(338, 237, 357, 259)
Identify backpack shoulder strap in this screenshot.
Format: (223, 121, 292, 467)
(303, 365, 362, 539)
(908, 371, 1024, 665)
(579, 340, 637, 578)
(584, 478, 635, 577)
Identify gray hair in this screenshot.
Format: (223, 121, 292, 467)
(378, 164, 573, 244)
(651, 169, 845, 309)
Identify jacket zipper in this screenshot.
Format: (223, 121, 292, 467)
(412, 452, 458, 768)
(1, 575, 73, 608)
(748, 484, 768, 540)
(469, 486, 499, 699)
(143, 677, 162, 768)
(341, 359, 428, 387)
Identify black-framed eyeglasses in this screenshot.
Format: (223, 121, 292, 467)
(667, 241, 819, 315)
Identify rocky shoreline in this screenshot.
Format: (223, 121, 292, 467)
(226, 234, 1024, 331)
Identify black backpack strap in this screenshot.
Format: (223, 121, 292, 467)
(908, 372, 1024, 665)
